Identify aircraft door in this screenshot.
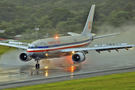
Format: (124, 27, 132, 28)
(74, 39, 78, 44)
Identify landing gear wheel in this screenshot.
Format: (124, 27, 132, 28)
(36, 64, 40, 69)
(35, 59, 40, 69)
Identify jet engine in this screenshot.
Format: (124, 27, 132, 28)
(19, 52, 32, 62)
(72, 52, 85, 63)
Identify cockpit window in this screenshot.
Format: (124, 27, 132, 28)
(28, 42, 46, 49)
(28, 45, 37, 49)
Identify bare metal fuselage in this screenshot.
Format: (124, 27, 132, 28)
(28, 34, 92, 59)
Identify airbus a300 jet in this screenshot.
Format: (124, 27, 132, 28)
(0, 5, 135, 69)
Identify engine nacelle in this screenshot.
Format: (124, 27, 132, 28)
(19, 52, 32, 62)
(72, 52, 86, 63)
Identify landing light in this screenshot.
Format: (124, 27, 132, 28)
(55, 36, 59, 39)
(45, 53, 48, 57)
(72, 51, 75, 54)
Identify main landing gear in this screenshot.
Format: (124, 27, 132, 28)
(35, 60, 40, 69)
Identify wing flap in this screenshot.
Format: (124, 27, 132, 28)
(95, 46, 132, 53)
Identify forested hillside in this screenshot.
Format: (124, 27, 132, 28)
(0, 0, 134, 39)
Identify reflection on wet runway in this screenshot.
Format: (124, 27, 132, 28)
(0, 62, 83, 83)
(1, 60, 135, 84)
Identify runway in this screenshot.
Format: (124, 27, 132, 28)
(0, 65, 135, 89)
(0, 29, 135, 89)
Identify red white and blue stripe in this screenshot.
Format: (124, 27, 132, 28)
(27, 39, 91, 52)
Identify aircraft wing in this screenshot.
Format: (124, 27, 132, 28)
(61, 44, 135, 53)
(0, 42, 28, 49)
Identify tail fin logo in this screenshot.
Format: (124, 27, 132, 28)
(88, 7, 95, 30)
(81, 5, 95, 35)
(88, 20, 91, 29)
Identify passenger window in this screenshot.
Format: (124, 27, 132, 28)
(28, 45, 36, 49)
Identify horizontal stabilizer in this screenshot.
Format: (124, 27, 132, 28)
(67, 32, 80, 36)
(93, 33, 120, 39)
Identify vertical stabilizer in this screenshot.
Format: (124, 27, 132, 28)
(81, 5, 95, 35)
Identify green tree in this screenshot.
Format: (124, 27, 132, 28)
(124, 3, 134, 18)
(48, 8, 75, 27)
(109, 10, 130, 27)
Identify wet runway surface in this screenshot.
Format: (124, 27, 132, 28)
(0, 53, 135, 84)
(0, 49, 135, 83)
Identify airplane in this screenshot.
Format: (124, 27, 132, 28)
(0, 5, 135, 69)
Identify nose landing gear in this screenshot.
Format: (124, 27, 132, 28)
(35, 59, 50, 69)
(35, 60, 40, 69)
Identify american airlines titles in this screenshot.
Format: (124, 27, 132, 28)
(48, 40, 61, 45)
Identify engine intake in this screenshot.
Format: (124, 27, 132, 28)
(19, 52, 32, 62)
(72, 52, 85, 63)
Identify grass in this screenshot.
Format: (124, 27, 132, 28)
(0, 45, 15, 56)
(4, 71, 135, 90)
